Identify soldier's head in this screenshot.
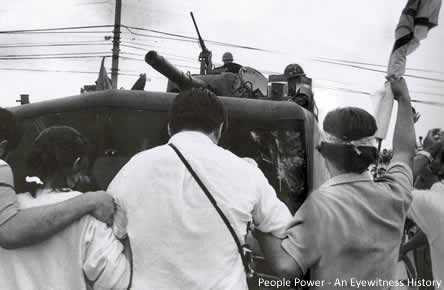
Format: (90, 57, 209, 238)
(318, 107, 378, 175)
(0, 108, 22, 160)
(222, 52, 233, 65)
(168, 88, 227, 143)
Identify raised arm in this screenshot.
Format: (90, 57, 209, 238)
(390, 78, 416, 169)
(0, 191, 114, 249)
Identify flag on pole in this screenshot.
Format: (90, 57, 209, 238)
(387, 0, 442, 80)
(96, 57, 113, 91)
(375, 0, 442, 140)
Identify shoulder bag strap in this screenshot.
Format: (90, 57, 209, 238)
(169, 143, 250, 273)
(0, 182, 15, 190)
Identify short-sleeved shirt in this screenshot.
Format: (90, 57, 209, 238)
(409, 184, 444, 287)
(0, 159, 18, 226)
(0, 189, 130, 290)
(282, 162, 413, 289)
(108, 131, 292, 290)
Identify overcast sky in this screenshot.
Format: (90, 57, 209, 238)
(1, 0, 443, 146)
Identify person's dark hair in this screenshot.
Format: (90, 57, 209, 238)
(168, 88, 228, 135)
(0, 108, 22, 152)
(26, 126, 89, 182)
(319, 107, 378, 174)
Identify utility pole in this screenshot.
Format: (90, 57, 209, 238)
(111, 0, 122, 89)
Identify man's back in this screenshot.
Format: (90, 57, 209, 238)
(108, 131, 292, 289)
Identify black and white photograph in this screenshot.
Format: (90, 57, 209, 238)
(0, 0, 443, 289)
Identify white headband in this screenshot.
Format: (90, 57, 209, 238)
(321, 131, 377, 155)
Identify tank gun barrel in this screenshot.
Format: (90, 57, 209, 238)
(145, 50, 207, 90)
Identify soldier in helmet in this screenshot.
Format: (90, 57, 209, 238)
(285, 64, 314, 111)
(213, 52, 242, 74)
(222, 52, 234, 66)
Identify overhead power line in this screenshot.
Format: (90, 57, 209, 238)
(0, 55, 111, 60)
(0, 42, 110, 48)
(0, 52, 111, 58)
(0, 67, 138, 76)
(123, 25, 274, 52)
(313, 59, 444, 83)
(120, 41, 196, 60)
(316, 57, 444, 75)
(0, 31, 113, 35)
(318, 86, 444, 106)
(0, 25, 113, 34)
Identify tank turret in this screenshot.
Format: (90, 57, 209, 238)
(146, 50, 266, 98)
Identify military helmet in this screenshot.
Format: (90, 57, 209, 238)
(284, 64, 305, 78)
(222, 52, 234, 63)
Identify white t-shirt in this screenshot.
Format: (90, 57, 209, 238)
(108, 131, 293, 290)
(409, 182, 444, 288)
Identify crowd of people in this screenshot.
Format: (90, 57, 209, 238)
(0, 78, 442, 289)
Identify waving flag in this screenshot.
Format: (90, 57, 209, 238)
(375, 0, 442, 140)
(387, 0, 442, 80)
(96, 57, 113, 91)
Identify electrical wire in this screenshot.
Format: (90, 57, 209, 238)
(316, 57, 444, 75)
(0, 25, 113, 34)
(317, 86, 444, 106)
(0, 40, 111, 46)
(0, 55, 111, 60)
(313, 59, 444, 83)
(120, 41, 196, 60)
(0, 67, 139, 77)
(123, 25, 274, 52)
(0, 52, 111, 58)
(0, 31, 113, 34)
(0, 42, 110, 48)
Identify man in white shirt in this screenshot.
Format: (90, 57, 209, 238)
(403, 134, 444, 288)
(409, 184, 444, 288)
(108, 88, 292, 289)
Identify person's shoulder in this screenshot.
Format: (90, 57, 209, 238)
(375, 161, 413, 189)
(0, 159, 14, 185)
(0, 159, 9, 168)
